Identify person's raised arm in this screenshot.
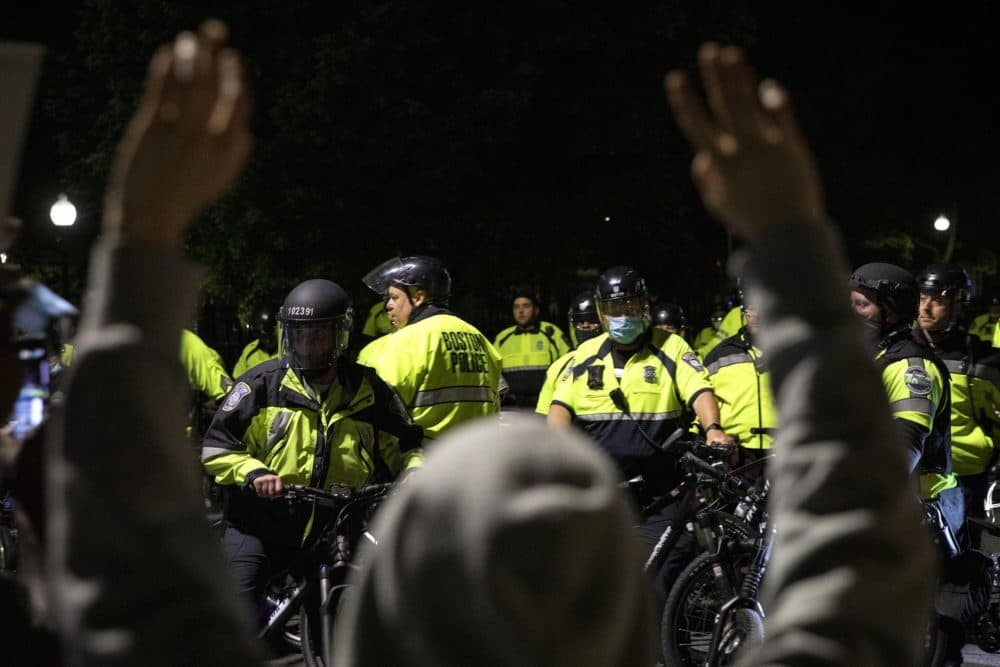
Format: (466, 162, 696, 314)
(666, 44, 933, 666)
(46, 21, 262, 665)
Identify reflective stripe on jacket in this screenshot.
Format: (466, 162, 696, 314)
(365, 308, 502, 439)
(704, 328, 777, 450)
(550, 329, 713, 486)
(494, 321, 571, 407)
(875, 330, 955, 499)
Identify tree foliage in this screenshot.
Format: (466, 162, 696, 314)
(36, 0, 758, 334)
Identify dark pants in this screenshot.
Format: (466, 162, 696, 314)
(222, 523, 298, 622)
(959, 471, 988, 549)
(938, 484, 967, 550)
(635, 498, 697, 601)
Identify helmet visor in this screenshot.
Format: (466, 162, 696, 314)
(283, 318, 349, 372)
(597, 296, 648, 319)
(363, 257, 408, 297)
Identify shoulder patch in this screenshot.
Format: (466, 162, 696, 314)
(681, 351, 704, 372)
(903, 367, 932, 397)
(221, 381, 252, 412)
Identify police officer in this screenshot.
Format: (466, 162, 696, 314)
(493, 286, 571, 409)
(360, 299, 394, 344)
(181, 328, 233, 403)
(703, 291, 777, 461)
(850, 262, 966, 661)
(58, 327, 232, 405)
(232, 307, 280, 379)
(547, 266, 733, 587)
(202, 279, 423, 614)
(652, 303, 688, 340)
(970, 293, 1000, 344)
(699, 302, 745, 358)
(692, 303, 726, 354)
(360, 256, 502, 440)
(535, 290, 603, 415)
(849, 263, 955, 493)
(916, 264, 1000, 548)
(180, 328, 234, 441)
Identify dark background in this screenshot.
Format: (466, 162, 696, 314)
(5, 1, 999, 363)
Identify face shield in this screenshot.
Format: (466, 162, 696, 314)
(282, 316, 351, 376)
(596, 296, 650, 344)
(363, 257, 412, 297)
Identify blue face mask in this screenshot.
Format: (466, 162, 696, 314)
(606, 315, 646, 344)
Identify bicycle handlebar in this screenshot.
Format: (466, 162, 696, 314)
(283, 482, 393, 508)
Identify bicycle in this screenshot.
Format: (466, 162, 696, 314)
(606, 394, 772, 665)
(256, 482, 392, 667)
(654, 434, 772, 666)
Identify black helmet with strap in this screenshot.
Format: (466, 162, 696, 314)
(279, 279, 353, 375)
(652, 303, 686, 330)
(916, 263, 972, 305)
(363, 256, 451, 306)
(849, 262, 917, 324)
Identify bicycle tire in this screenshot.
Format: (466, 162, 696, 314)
(661, 545, 759, 666)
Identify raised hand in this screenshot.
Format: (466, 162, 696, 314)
(665, 44, 824, 240)
(104, 20, 252, 251)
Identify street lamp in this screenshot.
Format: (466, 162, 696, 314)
(932, 213, 956, 263)
(50, 194, 76, 295)
(50, 194, 77, 227)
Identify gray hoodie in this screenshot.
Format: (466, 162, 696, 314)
(333, 415, 658, 667)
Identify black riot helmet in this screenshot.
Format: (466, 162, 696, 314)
(568, 290, 601, 344)
(279, 279, 353, 376)
(849, 262, 917, 325)
(568, 291, 598, 326)
(916, 263, 973, 305)
(652, 303, 687, 332)
(595, 266, 648, 302)
(594, 266, 651, 338)
(254, 307, 277, 334)
(363, 256, 451, 306)
(253, 306, 278, 353)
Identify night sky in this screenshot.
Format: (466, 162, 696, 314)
(5, 2, 999, 345)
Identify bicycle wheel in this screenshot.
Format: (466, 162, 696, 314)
(661, 546, 761, 666)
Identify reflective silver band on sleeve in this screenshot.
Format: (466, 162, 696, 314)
(413, 386, 493, 407)
(577, 410, 684, 423)
(201, 446, 240, 462)
(706, 353, 752, 375)
(890, 397, 934, 417)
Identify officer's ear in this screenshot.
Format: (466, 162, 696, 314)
(410, 288, 428, 307)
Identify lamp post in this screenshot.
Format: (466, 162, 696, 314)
(50, 194, 76, 295)
(933, 213, 956, 263)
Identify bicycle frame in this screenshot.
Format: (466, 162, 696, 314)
(257, 483, 391, 666)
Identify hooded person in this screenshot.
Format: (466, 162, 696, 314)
(332, 415, 658, 667)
